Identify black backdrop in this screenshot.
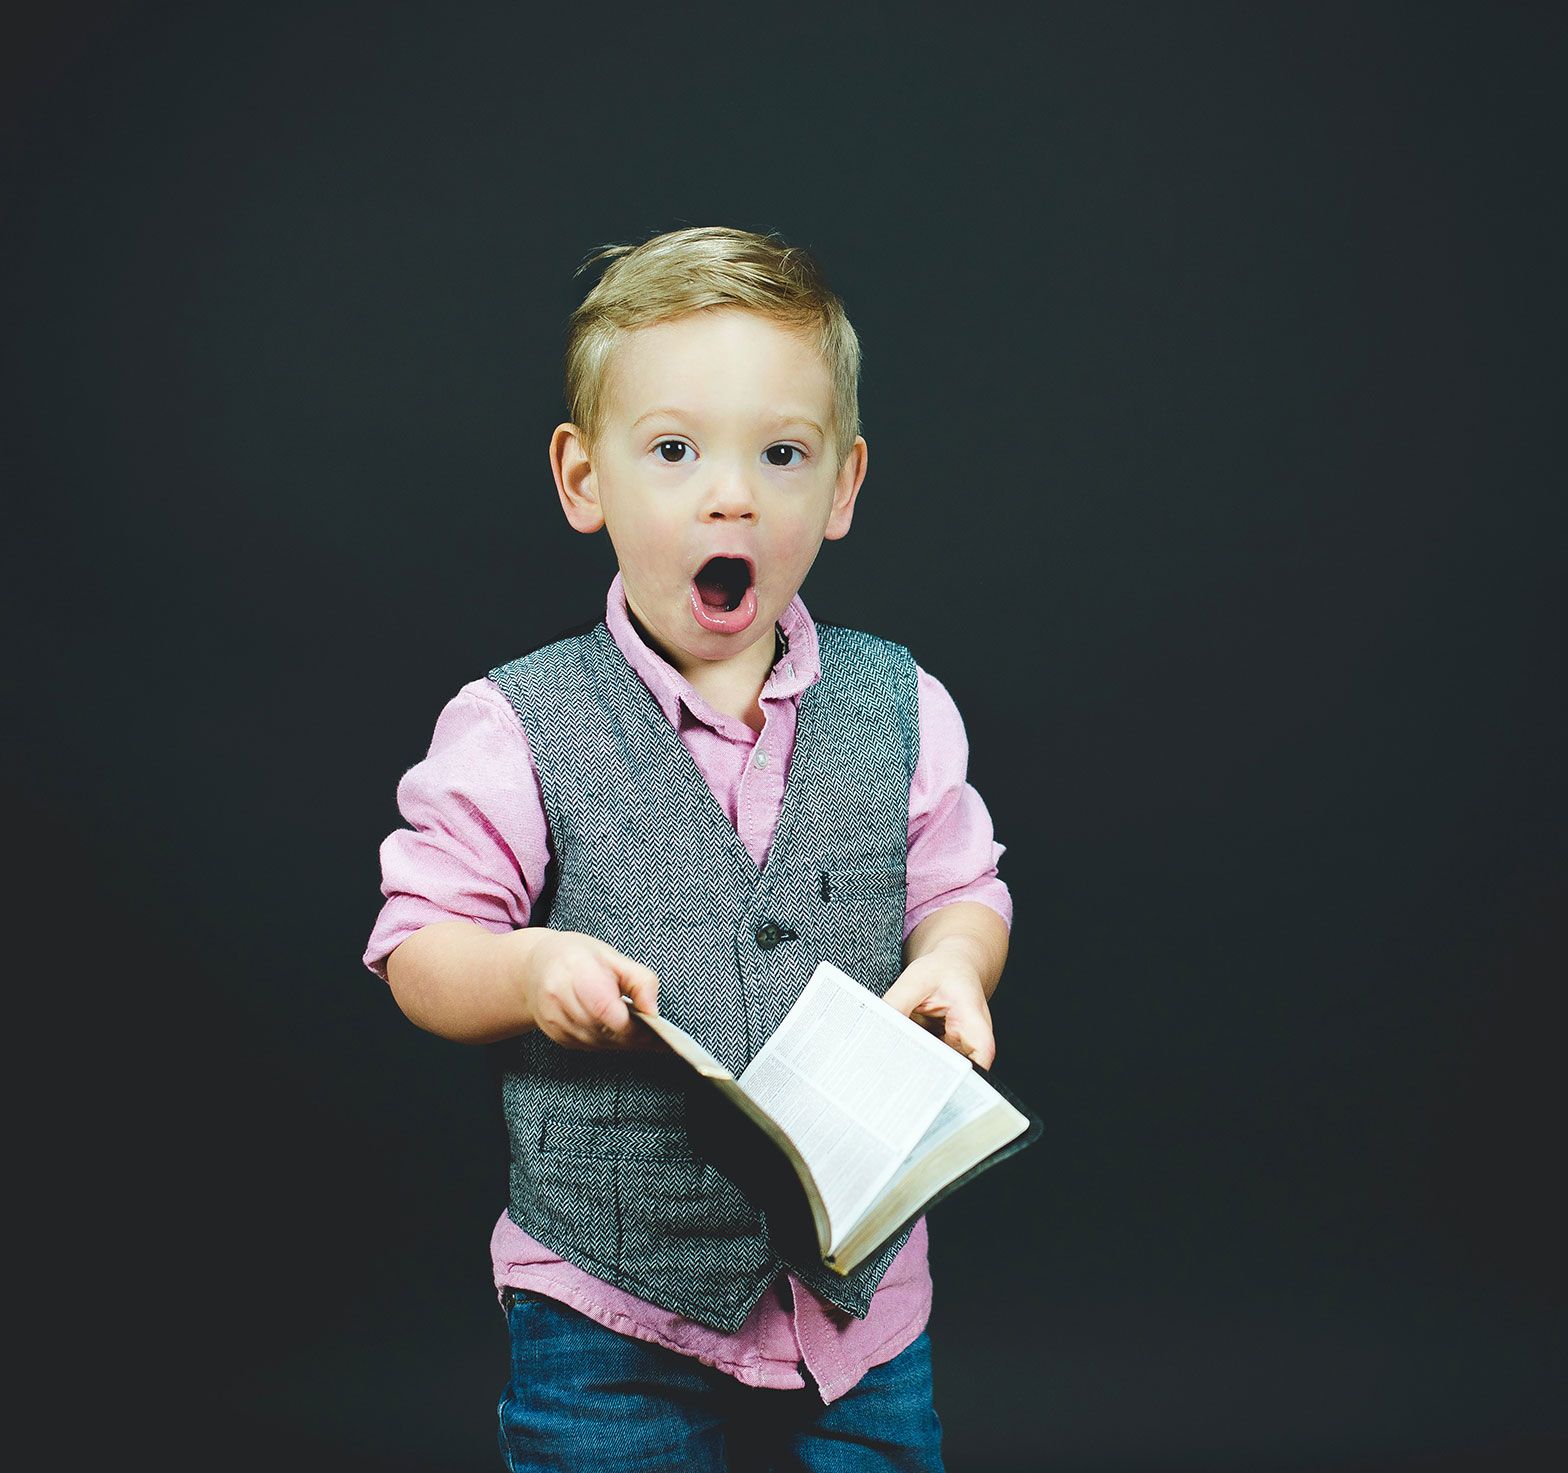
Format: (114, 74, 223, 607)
(7, 4, 1564, 1470)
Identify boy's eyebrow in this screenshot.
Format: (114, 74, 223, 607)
(630, 408, 827, 437)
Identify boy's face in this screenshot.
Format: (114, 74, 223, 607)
(552, 308, 866, 679)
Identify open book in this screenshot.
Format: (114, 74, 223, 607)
(636, 961, 1040, 1275)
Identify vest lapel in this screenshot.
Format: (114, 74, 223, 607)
(588, 621, 828, 888)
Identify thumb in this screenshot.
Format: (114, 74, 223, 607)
(612, 954, 660, 1016)
(881, 968, 933, 1019)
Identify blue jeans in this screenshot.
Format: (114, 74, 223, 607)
(496, 1288, 945, 1472)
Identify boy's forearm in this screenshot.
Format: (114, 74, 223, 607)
(902, 901, 1009, 998)
(385, 920, 542, 1044)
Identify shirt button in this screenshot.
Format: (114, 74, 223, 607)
(753, 748, 769, 769)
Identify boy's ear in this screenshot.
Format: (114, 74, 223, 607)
(823, 436, 869, 542)
(551, 423, 605, 534)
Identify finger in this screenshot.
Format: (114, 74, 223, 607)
(537, 999, 601, 1050)
(549, 960, 653, 1051)
(575, 937, 659, 1015)
(618, 1014, 665, 1050)
(546, 958, 625, 1040)
(881, 970, 934, 1018)
(548, 997, 611, 1049)
(943, 1009, 996, 1070)
(615, 958, 661, 1017)
(594, 950, 660, 1048)
(584, 977, 642, 1044)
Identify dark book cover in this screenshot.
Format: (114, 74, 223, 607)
(682, 1059, 1043, 1272)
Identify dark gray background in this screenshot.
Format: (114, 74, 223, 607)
(7, 3, 1564, 1469)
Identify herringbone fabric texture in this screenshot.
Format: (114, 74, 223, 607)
(487, 621, 919, 1331)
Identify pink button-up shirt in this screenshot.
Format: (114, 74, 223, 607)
(366, 576, 1010, 1403)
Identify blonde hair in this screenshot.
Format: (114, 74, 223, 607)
(564, 225, 861, 462)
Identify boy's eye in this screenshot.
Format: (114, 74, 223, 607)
(656, 440, 693, 463)
(764, 444, 804, 468)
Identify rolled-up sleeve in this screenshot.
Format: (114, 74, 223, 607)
(904, 668, 1012, 939)
(363, 679, 552, 979)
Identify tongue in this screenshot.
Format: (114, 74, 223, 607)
(689, 571, 759, 635)
(695, 557, 749, 611)
(696, 571, 731, 609)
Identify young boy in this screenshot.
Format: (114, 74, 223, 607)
(365, 226, 1011, 1471)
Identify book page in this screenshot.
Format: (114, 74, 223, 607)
(630, 1005, 832, 1251)
(907, 1066, 1001, 1155)
(827, 1065, 1032, 1273)
(737, 962, 971, 1243)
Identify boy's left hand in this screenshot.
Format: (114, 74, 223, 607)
(882, 955, 996, 1070)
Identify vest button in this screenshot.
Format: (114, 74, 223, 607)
(755, 920, 797, 950)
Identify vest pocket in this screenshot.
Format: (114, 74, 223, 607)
(538, 1116, 696, 1161)
(824, 863, 905, 897)
(817, 864, 907, 992)
(620, 1160, 762, 1240)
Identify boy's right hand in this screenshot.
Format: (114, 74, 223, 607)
(515, 928, 661, 1050)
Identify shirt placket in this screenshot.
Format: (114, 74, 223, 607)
(789, 1271, 856, 1402)
(737, 688, 792, 863)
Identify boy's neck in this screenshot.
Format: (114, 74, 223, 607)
(625, 605, 781, 733)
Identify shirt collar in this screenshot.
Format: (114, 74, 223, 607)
(604, 572, 821, 734)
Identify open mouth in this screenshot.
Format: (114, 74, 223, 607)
(694, 556, 751, 612)
(690, 556, 758, 634)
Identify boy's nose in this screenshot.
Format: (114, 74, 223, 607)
(701, 471, 758, 521)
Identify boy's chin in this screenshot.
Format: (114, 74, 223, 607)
(628, 591, 772, 674)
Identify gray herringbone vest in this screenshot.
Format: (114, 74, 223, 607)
(488, 620, 918, 1332)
